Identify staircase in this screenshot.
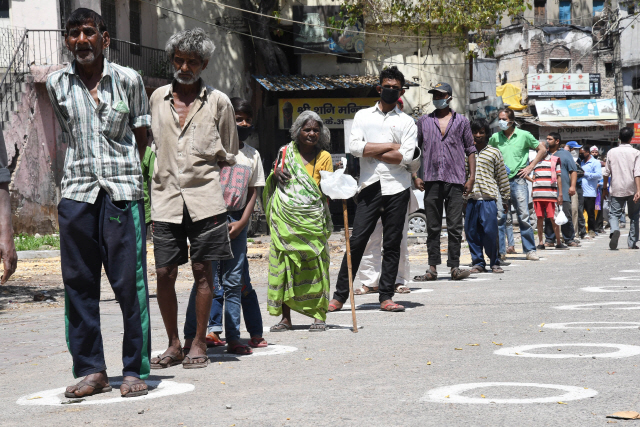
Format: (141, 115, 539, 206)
(0, 28, 29, 131)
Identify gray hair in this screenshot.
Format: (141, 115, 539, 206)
(165, 28, 216, 62)
(290, 111, 331, 151)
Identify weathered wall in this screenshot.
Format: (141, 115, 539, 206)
(5, 0, 59, 29)
(156, 0, 252, 100)
(3, 67, 66, 234)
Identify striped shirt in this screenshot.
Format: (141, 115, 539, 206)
(418, 110, 476, 185)
(46, 58, 151, 203)
(465, 145, 510, 201)
(532, 154, 562, 201)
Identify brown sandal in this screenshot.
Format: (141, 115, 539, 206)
(182, 354, 209, 369)
(414, 270, 438, 281)
(490, 265, 504, 274)
(150, 351, 184, 369)
(120, 378, 148, 398)
(451, 267, 471, 280)
(469, 265, 485, 274)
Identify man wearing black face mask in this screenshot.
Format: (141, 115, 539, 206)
(414, 82, 477, 281)
(329, 66, 419, 313)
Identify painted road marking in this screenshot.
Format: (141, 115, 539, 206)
(261, 325, 362, 333)
(620, 270, 640, 272)
(333, 303, 415, 312)
(152, 345, 297, 359)
(495, 343, 640, 359)
(543, 322, 640, 330)
(421, 382, 597, 404)
(582, 285, 640, 293)
(410, 288, 434, 294)
(610, 277, 640, 281)
(555, 301, 640, 310)
(16, 380, 194, 406)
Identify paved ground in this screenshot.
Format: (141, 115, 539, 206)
(2, 232, 640, 426)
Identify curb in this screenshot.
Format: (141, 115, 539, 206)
(17, 250, 61, 260)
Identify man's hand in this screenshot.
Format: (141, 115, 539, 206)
(517, 165, 533, 178)
(603, 188, 609, 199)
(558, 195, 563, 204)
(635, 191, 640, 203)
(228, 221, 244, 240)
(463, 179, 475, 195)
(274, 166, 292, 185)
(413, 176, 424, 191)
(569, 186, 576, 197)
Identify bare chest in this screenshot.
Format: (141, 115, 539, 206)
(438, 115, 452, 136)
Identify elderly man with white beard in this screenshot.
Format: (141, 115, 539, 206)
(148, 28, 239, 369)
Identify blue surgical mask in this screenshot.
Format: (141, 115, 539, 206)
(433, 98, 450, 110)
(498, 120, 511, 131)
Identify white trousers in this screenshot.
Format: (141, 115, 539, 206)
(357, 191, 418, 288)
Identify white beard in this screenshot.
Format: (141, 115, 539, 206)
(174, 69, 201, 85)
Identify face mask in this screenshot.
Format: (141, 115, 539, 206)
(433, 98, 450, 110)
(578, 153, 585, 160)
(591, 153, 598, 159)
(498, 120, 511, 131)
(380, 88, 401, 104)
(236, 125, 253, 141)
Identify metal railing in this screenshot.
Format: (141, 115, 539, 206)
(0, 28, 28, 125)
(106, 38, 172, 79)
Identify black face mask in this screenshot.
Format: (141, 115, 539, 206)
(380, 88, 401, 104)
(237, 125, 253, 141)
(578, 153, 585, 160)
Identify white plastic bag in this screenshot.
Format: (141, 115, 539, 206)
(554, 205, 568, 225)
(319, 157, 358, 200)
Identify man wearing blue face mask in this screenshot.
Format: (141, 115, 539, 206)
(413, 82, 476, 281)
(489, 108, 547, 261)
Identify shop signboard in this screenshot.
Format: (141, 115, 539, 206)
(632, 123, 640, 144)
(527, 73, 599, 97)
(535, 99, 630, 122)
(293, 6, 365, 55)
(279, 98, 377, 129)
(538, 124, 620, 142)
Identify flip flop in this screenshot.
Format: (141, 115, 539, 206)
(394, 284, 411, 294)
(490, 265, 504, 274)
(414, 270, 438, 281)
(269, 321, 293, 332)
(120, 379, 148, 398)
(182, 354, 209, 369)
(248, 337, 268, 348)
(451, 268, 470, 281)
(354, 285, 379, 295)
(227, 343, 253, 355)
(380, 301, 405, 312)
(64, 380, 112, 398)
(150, 352, 184, 369)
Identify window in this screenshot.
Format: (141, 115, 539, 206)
(559, 1, 572, 24)
(534, 0, 546, 25)
(632, 77, 640, 90)
(593, 0, 605, 15)
(101, 0, 117, 39)
(0, 0, 9, 19)
(129, 0, 141, 55)
(575, 63, 583, 73)
(536, 63, 545, 73)
(605, 62, 613, 77)
(550, 59, 570, 73)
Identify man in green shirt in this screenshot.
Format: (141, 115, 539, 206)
(489, 108, 547, 261)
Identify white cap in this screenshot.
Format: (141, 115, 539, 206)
(590, 145, 599, 153)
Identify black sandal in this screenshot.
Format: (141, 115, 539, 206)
(451, 267, 471, 280)
(309, 321, 326, 332)
(270, 321, 293, 332)
(120, 378, 148, 398)
(414, 270, 438, 281)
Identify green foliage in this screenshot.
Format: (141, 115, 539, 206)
(13, 234, 60, 251)
(337, 0, 528, 56)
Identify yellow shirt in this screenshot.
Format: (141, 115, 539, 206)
(305, 150, 333, 185)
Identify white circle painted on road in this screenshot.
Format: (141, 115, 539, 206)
(555, 301, 640, 310)
(620, 270, 640, 273)
(410, 288, 434, 294)
(582, 285, 640, 293)
(543, 322, 640, 330)
(421, 382, 598, 404)
(16, 380, 194, 406)
(495, 343, 640, 359)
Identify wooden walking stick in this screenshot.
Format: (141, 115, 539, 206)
(342, 200, 358, 333)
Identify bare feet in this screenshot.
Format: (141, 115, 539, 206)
(328, 299, 343, 312)
(120, 376, 148, 397)
(65, 371, 111, 398)
(150, 344, 184, 369)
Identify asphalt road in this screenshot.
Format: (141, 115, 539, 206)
(2, 233, 640, 426)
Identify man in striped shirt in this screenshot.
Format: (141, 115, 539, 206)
(46, 8, 151, 398)
(532, 141, 568, 250)
(465, 120, 510, 273)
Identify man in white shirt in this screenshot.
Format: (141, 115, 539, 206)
(329, 66, 418, 313)
(603, 127, 640, 250)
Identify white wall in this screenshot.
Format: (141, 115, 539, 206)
(7, 0, 59, 29)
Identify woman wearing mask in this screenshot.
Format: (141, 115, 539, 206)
(183, 98, 267, 356)
(265, 110, 333, 332)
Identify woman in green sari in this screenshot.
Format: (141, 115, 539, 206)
(264, 111, 334, 332)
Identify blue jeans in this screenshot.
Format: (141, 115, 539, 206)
(184, 211, 263, 342)
(465, 199, 499, 268)
(497, 195, 515, 255)
(610, 196, 640, 248)
(498, 177, 536, 254)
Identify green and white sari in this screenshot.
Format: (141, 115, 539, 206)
(263, 142, 333, 321)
